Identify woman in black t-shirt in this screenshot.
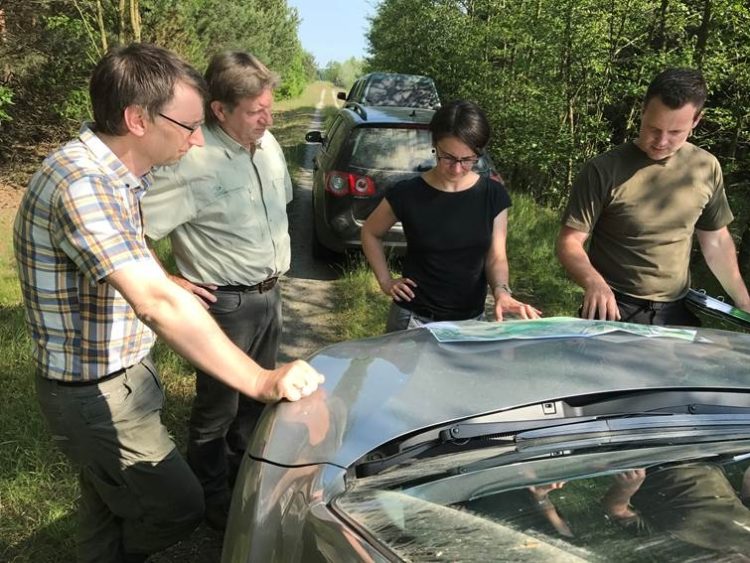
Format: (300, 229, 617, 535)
(361, 100, 541, 332)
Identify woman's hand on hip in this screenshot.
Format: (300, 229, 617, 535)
(382, 277, 417, 302)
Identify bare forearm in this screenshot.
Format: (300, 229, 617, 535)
(362, 229, 392, 290)
(485, 253, 509, 290)
(557, 237, 607, 290)
(702, 234, 750, 308)
(134, 282, 269, 399)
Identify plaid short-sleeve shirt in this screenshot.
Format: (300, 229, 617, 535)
(13, 125, 156, 382)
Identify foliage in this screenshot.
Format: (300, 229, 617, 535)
(319, 57, 365, 89)
(0, 0, 313, 166)
(0, 85, 13, 125)
(367, 0, 750, 211)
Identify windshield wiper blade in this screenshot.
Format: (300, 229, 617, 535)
(517, 413, 750, 441)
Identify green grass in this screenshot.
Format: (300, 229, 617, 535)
(332, 256, 393, 340)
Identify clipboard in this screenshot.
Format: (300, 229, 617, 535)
(685, 288, 750, 329)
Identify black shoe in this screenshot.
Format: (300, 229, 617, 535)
(204, 500, 229, 531)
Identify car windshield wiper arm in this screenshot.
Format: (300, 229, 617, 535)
(438, 416, 601, 443)
(441, 412, 750, 446)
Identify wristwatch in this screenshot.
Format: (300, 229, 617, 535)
(493, 283, 512, 295)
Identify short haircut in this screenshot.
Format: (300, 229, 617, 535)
(644, 68, 707, 114)
(204, 51, 280, 124)
(429, 100, 490, 154)
(89, 43, 207, 136)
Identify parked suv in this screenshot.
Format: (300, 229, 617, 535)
(337, 72, 441, 110)
(305, 103, 496, 257)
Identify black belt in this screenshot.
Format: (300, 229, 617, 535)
(613, 290, 682, 311)
(50, 366, 127, 387)
(215, 277, 279, 294)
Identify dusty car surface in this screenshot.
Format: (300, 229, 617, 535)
(338, 72, 441, 110)
(222, 318, 750, 562)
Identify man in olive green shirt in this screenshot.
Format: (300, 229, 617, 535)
(557, 68, 750, 325)
(141, 51, 292, 530)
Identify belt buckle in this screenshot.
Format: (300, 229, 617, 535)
(259, 277, 277, 293)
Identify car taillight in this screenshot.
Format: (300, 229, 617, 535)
(325, 171, 376, 197)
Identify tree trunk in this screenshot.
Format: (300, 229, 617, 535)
(96, 0, 108, 53)
(694, 0, 711, 67)
(130, 0, 141, 43)
(119, 0, 126, 44)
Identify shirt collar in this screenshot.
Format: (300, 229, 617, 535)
(207, 123, 267, 157)
(79, 123, 151, 194)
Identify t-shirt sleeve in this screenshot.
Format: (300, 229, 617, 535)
(141, 164, 197, 240)
(385, 179, 409, 221)
(696, 159, 733, 231)
(53, 176, 153, 283)
(489, 178, 512, 217)
(561, 160, 608, 233)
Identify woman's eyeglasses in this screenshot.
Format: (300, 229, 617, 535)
(434, 148, 480, 169)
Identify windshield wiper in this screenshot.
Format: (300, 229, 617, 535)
(514, 413, 750, 448)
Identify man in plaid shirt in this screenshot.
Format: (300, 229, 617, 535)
(13, 43, 323, 563)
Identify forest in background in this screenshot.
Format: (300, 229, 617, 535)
(0, 0, 316, 169)
(367, 0, 749, 204)
(1, 0, 748, 260)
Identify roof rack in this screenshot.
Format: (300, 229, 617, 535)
(345, 101, 368, 121)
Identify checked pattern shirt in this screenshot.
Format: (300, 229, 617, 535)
(13, 125, 156, 382)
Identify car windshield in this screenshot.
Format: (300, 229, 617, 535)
(364, 76, 438, 108)
(348, 127, 491, 173)
(334, 437, 750, 562)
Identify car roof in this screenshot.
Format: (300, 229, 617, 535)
(250, 319, 750, 468)
(341, 103, 435, 126)
(359, 71, 436, 82)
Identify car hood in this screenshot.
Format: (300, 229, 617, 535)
(248, 319, 750, 468)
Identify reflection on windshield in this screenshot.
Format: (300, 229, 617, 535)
(348, 128, 490, 173)
(363, 76, 439, 108)
(336, 450, 750, 562)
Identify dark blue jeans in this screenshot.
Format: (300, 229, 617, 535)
(186, 283, 282, 508)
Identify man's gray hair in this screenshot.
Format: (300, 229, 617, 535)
(204, 51, 280, 123)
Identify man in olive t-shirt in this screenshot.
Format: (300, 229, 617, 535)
(557, 68, 750, 325)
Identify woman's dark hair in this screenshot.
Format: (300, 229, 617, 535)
(429, 100, 490, 154)
(90, 43, 207, 136)
(644, 68, 707, 115)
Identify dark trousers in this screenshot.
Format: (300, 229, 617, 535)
(36, 357, 204, 562)
(614, 292, 701, 327)
(187, 284, 282, 508)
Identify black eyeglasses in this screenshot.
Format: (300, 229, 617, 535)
(433, 147, 480, 169)
(158, 112, 201, 134)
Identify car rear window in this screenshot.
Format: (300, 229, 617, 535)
(364, 76, 438, 108)
(348, 127, 434, 172)
(347, 126, 494, 174)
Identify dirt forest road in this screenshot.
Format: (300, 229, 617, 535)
(278, 86, 342, 362)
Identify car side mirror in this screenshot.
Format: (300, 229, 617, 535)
(305, 131, 324, 144)
(337, 92, 346, 101)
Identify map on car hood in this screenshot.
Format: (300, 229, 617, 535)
(426, 317, 696, 343)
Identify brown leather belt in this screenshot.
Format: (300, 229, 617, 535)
(50, 366, 127, 387)
(215, 277, 279, 294)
